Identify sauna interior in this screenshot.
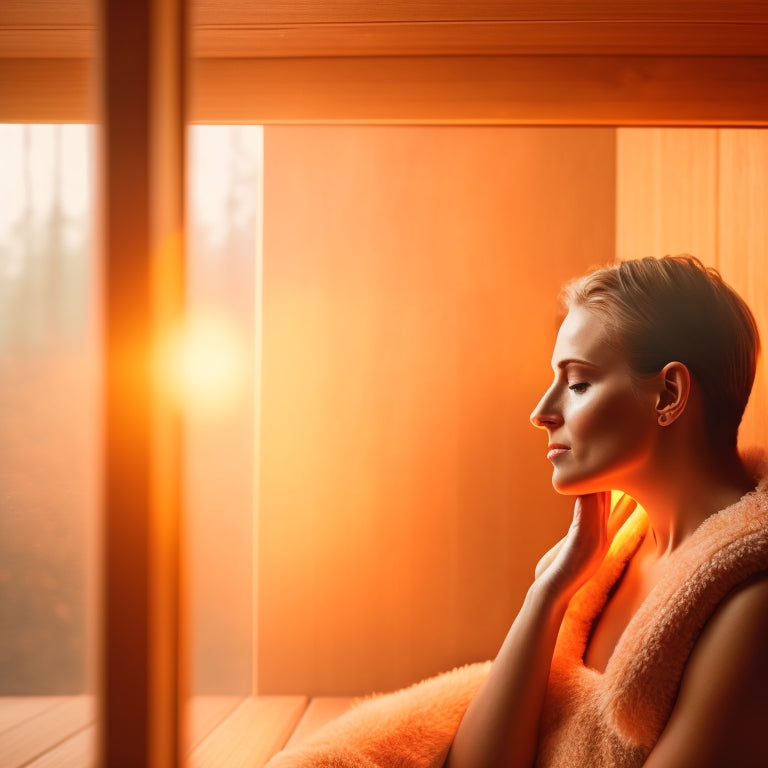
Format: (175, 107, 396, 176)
(1, 2, 767, 767)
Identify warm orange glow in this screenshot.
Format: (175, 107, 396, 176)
(157, 312, 247, 421)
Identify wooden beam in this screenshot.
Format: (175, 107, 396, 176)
(189, 55, 768, 126)
(4, 0, 768, 26)
(2, 1, 767, 126)
(2, 55, 768, 125)
(3, 21, 768, 59)
(100, 0, 186, 766)
(191, 21, 768, 59)
(0, 58, 93, 122)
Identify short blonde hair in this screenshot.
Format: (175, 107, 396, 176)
(562, 255, 760, 449)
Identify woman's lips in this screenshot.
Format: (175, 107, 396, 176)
(546, 444, 570, 461)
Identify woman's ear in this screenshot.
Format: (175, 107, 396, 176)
(656, 361, 691, 426)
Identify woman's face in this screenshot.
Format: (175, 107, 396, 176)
(530, 305, 660, 495)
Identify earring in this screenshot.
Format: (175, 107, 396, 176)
(659, 414, 668, 424)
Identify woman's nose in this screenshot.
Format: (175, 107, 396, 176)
(530, 390, 562, 430)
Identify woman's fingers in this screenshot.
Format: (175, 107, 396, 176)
(535, 537, 566, 579)
(572, 491, 611, 539)
(535, 492, 637, 586)
(537, 492, 610, 592)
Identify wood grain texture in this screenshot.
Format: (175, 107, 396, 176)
(2, 2, 768, 125)
(0, 696, 302, 768)
(191, 0, 768, 24)
(187, 56, 768, 126)
(0, 698, 66, 734)
(188, 696, 307, 768)
(5, 22, 768, 59)
(4, 0, 768, 26)
(616, 128, 719, 262)
(616, 127, 768, 453)
(187, 696, 245, 752)
(9, 699, 244, 767)
(257, 126, 615, 696)
(285, 698, 356, 748)
(0, 696, 94, 768)
(717, 130, 768, 451)
(99, 1, 187, 765)
(8, 54, 768, 126)
(0, 58, 94, 122)
(191, 21, 768, 58)
(25, 726, 95, 768)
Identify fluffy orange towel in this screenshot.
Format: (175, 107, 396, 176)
(265, 661, 491, 768)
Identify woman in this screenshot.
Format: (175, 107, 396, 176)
(445, 255, 768, 768)
(267, 255, 768, 768)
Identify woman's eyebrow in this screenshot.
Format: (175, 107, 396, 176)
(554, 358, 601, 371)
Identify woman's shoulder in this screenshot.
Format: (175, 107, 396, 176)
(698, 570, 768, 659)
(644, 571, 768, 767)
(695, 570, 768, 653)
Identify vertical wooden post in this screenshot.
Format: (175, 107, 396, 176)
(99, 0, 186, 766)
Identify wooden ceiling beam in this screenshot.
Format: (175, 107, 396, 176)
(2, 1, 767, 125)
(2, 54, 767, 125)
(3, 21, 768, 59)
(3, 0, 768, 26)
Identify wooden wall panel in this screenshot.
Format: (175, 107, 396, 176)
(615, 128, 718, 263)
(616, 127, 768, 455)
(257, 126, 616, 695)
(717, 130, 768, 451)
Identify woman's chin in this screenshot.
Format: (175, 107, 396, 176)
(552, 481, 584, 496)
(550, 468, 580, 495)
(550, 470, 606, 497)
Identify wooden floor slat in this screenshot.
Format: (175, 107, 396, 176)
(188, 696, 308, 768)
(0, 697, 67, 735)
(285, 697, 356, 749)
(0, 696, 95, 768)
(0, 694, 350, 767)
(25, 724, 95, 768)
(20, 695, 248, 767)
(187, 695, 245, 752)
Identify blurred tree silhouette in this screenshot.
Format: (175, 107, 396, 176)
(0, 125, 97, 693)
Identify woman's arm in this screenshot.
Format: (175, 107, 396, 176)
(642, 573, 768, 768)
(444, 492, 615, 768)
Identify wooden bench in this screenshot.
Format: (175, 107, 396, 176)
(0, 695, 356, 767)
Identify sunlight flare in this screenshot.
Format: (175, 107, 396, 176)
(158, 311, 247, 421)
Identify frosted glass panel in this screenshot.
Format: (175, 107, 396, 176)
(0, 124, 98, 695)
(186, 125, 262, 694)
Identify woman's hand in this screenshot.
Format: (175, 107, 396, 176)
(535, 492, 635, 597)
(445, 492, 637, 768)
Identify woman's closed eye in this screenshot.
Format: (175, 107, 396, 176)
(568, 382, 590, 393)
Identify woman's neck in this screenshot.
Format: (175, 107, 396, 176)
(627, 446, 754, 558)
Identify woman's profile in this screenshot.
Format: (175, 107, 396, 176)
(446, 254, 768, 768)
(267, 255, 768, 768)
